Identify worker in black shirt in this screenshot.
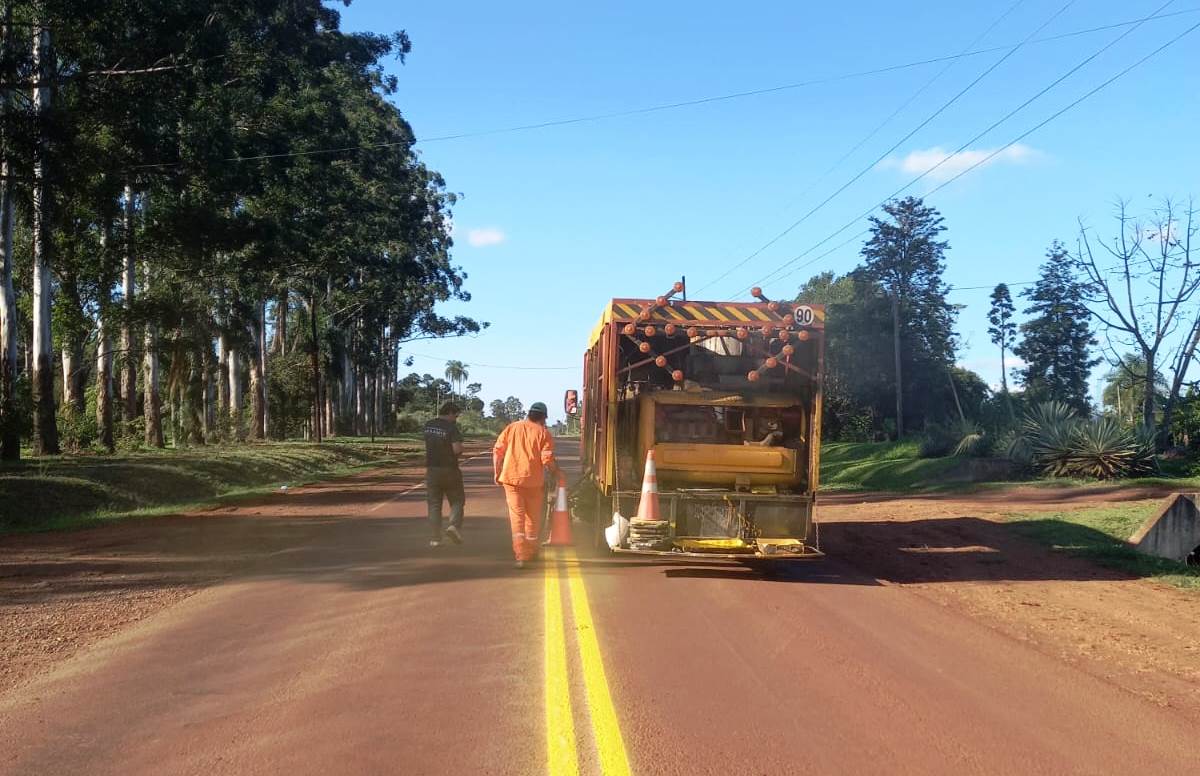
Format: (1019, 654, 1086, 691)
(424, 402, 466, 547)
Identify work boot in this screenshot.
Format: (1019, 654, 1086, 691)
(445, 526, 463, 545)
(429, 539, 441, 548)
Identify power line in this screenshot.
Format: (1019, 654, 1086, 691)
(724, 0, 1079, 294)
(694, 0, 1043, 296)
(120, 7, 1199, 173)
(415, 7, 1198, 145)
(740, 1, 1189, 297)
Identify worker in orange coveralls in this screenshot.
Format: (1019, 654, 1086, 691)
(493, 402, 560, 568)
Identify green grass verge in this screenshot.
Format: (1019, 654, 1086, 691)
(819, 441, 1020, 492)
(1004, 503, 1200, 589)
(0, 440, 421, 534)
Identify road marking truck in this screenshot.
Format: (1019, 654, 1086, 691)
(571, 282, 826, 562)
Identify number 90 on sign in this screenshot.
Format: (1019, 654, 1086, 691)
(793, 305, 815, 326)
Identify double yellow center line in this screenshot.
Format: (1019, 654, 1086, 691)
(543, 548, 632, 776)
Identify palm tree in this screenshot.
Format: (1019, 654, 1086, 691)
(444, 360, 468, 403)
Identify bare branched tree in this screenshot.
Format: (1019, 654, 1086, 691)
(1074, 198, 1198, 444)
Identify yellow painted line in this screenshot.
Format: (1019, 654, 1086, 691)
(724, 305, 752, 322)
(545, 561, 580, 776)
(565, 549, 632, 776)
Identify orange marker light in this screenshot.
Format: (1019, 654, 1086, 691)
(778, 330, 791, 341)
(782, 314, 794, 326)
(768, 301, 780, 312)
(664, 323, 678, 336)
(751, 286, 762, 297)
(782, 344, 795, 356)
(672, 370, 685, 382)
(736, 328, 748, 340)
(656, 296, 668, 307)
(623, 323, 636, 336)
(797, 330, 811, 341)
(655, 356, 668, 368)
(639, 341, 652, 353)
(760, 325, 774, 337)
(687, 327, 699, 338)
(747, 370, 761, 382)
(644, 325, 657, 337)
(766, 357, 779, 369)
(673, 281, 685, 293)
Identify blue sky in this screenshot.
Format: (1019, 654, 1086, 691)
(339, 0, 1200, 420)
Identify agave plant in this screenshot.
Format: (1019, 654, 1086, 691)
(1063, 417, 1156, 479)
(1012, 401, 1158, 479)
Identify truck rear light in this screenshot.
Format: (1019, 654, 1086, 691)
(655, 356, 668, 368)
(623, 323, 636, 336)
(643, 325, 657, 337)
(672, 370, 685, 382)
(639, 341, 652, 353)
(664, 323, 678, 337)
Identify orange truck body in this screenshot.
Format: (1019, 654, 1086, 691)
(577, 293, 826, 559)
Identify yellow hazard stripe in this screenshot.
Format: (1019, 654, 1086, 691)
(746, 306, 772, 321)
(705, 306, 731, 322)
(724, 306, 752, 322)
(616, 303, 640, 319)
(545, 560, 579, 775)
(683, 304, 711, 321)
(661, 305, 687, 321)
(566, 549, 632, 776)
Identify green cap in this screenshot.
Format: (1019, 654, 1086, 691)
(530, 401, 549, 415)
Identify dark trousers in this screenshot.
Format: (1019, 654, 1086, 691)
(427, 466, 465, 539)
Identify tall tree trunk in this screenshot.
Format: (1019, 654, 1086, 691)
(308, 292, 322, 443)
(890, 292, 904, 439)
(228, 343, 243, 440)
(61, 344, 85, 413)
(0, 137, 17, 460)
(142, 262, 163, 448)
(120, 184, 138, 422)
(31, 24, 58, 455)
(96, 315, 114, 452)
(273, 292, 287, 355)
(248, 305, 264, 441)
(186, 348, 203, 445)
(1142, 349, 1156, 433)
(259, 300, 268, 437)
(201, 343, 213, 441)
(0, 6, 17, 461)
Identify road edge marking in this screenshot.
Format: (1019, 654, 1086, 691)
(565, 548, 632, 776)
(545, 558, 580, 776)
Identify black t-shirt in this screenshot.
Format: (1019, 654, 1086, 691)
(423, 418, 463, 468)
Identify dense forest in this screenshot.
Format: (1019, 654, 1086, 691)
(0, 0, 486, 461)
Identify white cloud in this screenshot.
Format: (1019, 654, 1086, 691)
(466, 227, 507, 248)
(879, 143, 1040, 182)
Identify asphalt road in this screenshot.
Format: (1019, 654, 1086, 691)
(1, 440, 1195, 775)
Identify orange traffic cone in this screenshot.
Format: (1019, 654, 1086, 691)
(636, 449, 662, 521)
(546, 475, 574, 546)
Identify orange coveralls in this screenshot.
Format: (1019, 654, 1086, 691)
(493, 420, 557, 561)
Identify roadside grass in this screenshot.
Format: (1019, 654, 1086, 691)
(0, 440, 422, 534)
(820, 441, 1020, 492)
(1004, 502, 1200, 590)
